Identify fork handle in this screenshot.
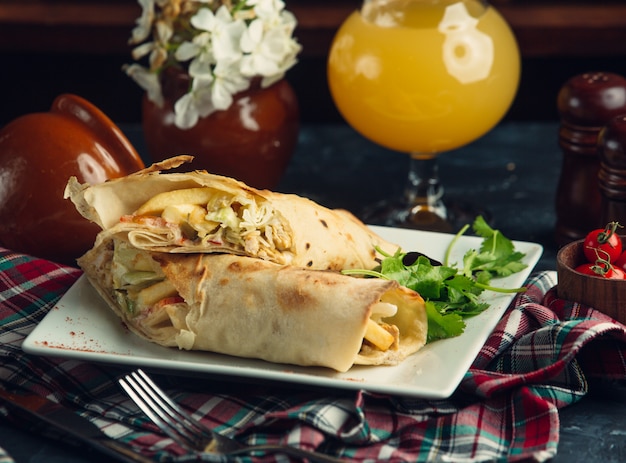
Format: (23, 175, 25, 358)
(227, 444, 346, 462)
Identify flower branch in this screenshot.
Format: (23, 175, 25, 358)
(125, 0, 301, 129)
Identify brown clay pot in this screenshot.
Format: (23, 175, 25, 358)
(142, 69, 299, 190)
(0, 94, 145, 265)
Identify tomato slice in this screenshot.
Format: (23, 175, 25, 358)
(583, 222, 623, 263)
(153, 296, 185, 310)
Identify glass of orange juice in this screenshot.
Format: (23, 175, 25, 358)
(328, 0, 520, 231)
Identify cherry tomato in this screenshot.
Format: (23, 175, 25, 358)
(583, 221, 623, 263)
(612, 267, 626, 279)
(574, 262, 624, 279)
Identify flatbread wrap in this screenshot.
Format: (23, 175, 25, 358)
(65, 156, 399, 271)
(77, 233, 428, 372)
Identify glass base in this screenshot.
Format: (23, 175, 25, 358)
(362, 198, 491, 233)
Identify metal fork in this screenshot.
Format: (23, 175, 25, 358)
(118, 370, 345, 462)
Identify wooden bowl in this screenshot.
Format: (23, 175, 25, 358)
(557, 238, 626, 323)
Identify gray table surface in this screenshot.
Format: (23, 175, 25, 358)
(1, 121, 625, 462)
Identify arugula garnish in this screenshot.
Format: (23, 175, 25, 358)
(344, 216, 527, 343)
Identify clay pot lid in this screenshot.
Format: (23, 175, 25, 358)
(0, 94, 145, 265)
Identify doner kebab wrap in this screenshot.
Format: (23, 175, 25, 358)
(65, 156, 399, 271)
(77, 232, 428, 372)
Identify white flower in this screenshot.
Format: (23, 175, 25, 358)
(177, 5, 258, 85)
(175, 32, 213, 70)
(125, 0, 300, 129)
(181, 6, 247, 67)
(211, 60, 250, 110)
(240, 14, 301, 85)
(174, 76, 215, 128)
(124, 63, 163, 106)
(245, 0, 286, 20)
(129, 0, 155, 44)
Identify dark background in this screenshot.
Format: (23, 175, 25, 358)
(1, 0, 626, 127)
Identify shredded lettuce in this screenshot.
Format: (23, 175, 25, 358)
(206, 206, 240, 230)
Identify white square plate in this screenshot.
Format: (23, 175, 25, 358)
(23, 226, 542, 398)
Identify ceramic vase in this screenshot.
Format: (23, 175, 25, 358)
(142, 69, 300, 190)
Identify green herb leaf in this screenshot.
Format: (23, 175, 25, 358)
(425, 302, 465, 342)
(346, 216, 528, 343)
(464, 216, 527, 277)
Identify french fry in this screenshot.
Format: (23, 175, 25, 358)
(162, 204, 207, 225)
(136, 280, 178, 309)
(135, 188, 215, 215)
(364, 318, 396, 351)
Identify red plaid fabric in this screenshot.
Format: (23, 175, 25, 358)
(1, 248, 625, 462)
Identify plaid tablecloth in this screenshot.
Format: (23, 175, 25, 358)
(1, 247, 625, 462)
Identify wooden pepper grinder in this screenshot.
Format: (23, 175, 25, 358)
(599, 114, 626, 225)
(555, 72, 626, 246)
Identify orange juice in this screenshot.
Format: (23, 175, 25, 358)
(327, 0, 520, 155)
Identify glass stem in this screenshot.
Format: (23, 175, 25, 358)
(404, 154, 447, 220)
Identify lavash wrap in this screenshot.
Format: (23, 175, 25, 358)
(78, 233, 428, 372)
(65, 156, 399, 271)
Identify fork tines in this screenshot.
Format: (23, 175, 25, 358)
(118, 369, 214, 451)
